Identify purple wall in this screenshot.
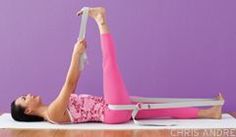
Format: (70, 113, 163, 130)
(0, 0, 235, 113)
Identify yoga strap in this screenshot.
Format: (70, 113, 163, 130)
(108, 97, 224, 126)
(78, 7, 89, 71)
(76, 8, 225, 126)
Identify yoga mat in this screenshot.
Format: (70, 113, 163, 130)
(0, 113, 235, 130)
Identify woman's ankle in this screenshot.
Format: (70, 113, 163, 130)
(96, 14, 106, 25)
(197, 107, 222, 119)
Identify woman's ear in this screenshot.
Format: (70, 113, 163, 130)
(24, 108, 32, 115)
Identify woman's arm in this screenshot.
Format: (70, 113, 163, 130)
(63, 39, 87, 91)
(47, 39, 87, 122)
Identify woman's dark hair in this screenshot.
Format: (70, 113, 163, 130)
(10, 100, 44, 122)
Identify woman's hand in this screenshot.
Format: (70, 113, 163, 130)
(73, 39, 87, 55)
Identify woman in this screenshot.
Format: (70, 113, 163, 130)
(11, 7, 224, 124)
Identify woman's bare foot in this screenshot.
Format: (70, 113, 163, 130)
(207, 93, 224, 119)
(77, 7, 106, 25)
(77, 7, 109, 34)
(198, 93, 224, 119)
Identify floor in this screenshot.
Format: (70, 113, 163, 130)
(0, 112, 235, 137)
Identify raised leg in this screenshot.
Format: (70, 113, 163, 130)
(87, 7, 132, 123)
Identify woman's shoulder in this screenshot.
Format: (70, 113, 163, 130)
(46, 107, 71, 124)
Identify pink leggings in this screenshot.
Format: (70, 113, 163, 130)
(100, 33, 199, 124)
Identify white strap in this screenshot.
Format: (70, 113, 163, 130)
(76, 8, 225, 126)
(78, 7, 89, 71)
(130, 97, 216, 103)
(108, 99, 224, 110)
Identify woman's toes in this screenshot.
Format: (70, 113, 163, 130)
(217, 92, 224, 101)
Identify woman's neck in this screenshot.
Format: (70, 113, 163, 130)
(33, 104, 49, 119)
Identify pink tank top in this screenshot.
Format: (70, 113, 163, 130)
(67, 94, 108, 123)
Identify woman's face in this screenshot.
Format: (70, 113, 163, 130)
(15, 93, 42, 114)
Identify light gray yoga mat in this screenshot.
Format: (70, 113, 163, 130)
(0, 113, 235, 130)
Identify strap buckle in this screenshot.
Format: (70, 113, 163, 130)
(136, 102, 142, 110)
